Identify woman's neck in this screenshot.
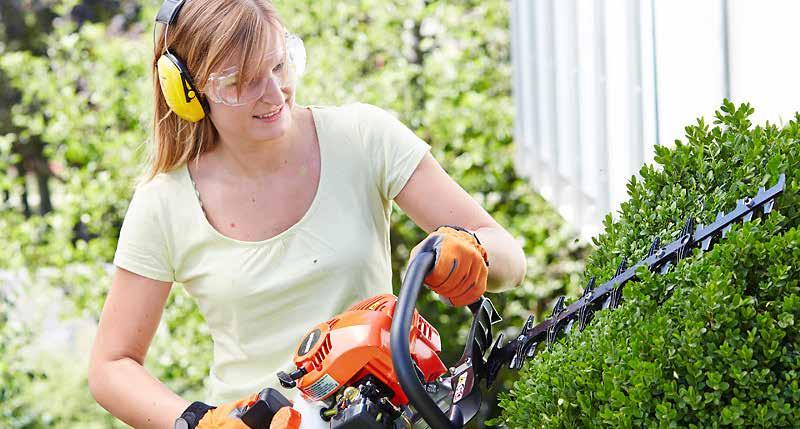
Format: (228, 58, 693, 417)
(209, 106, 306, 180)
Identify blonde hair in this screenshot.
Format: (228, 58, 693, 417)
(146, 0, 285, 181)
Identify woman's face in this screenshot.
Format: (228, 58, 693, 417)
(205, 45, 297, 147)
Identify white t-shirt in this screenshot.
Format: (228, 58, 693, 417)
(113, 102, 430, 403)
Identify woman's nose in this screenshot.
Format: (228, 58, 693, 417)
(259, 77, 285, 106)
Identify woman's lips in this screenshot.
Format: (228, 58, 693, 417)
(253, 104, 284, 123)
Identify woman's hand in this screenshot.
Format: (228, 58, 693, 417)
(191, 394, 301, 429)
(411, 225, 489, 307)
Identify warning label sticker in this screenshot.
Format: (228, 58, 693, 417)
(301, 374, 340, 401)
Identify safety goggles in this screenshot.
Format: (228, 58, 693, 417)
(204, 33, 306, 106)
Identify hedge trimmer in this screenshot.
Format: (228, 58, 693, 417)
(241, 174, 785, 429)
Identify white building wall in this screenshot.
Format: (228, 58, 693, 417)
(511, 0, 800, 242)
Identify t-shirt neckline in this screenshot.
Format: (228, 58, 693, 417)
(182, 105, 325, 246)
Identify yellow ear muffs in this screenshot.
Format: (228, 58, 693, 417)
(157, 51, 208, 122)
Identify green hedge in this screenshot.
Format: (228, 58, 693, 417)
(495, 101, 800, 428)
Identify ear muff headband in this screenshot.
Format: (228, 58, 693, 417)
(155, 0, 209, 122)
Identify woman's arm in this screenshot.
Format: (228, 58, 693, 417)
(395, 152, 527, 293)
(89, 267, 190, 428)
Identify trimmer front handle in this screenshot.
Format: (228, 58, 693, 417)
(390, 250, 502, 429)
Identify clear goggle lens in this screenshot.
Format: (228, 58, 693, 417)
(205, 33, 306, 106)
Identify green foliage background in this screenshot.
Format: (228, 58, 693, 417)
(495, 103, 800, 427)
(0, 1, 586, 427)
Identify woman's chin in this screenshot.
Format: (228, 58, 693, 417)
(250, 123, 291, 142)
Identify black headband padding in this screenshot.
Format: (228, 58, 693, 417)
(156, 0, 185, 25)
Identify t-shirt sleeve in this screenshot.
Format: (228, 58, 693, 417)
(113, 184, 175, 282)
(356, 103, 431, 201)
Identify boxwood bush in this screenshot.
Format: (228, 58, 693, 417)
(496, 101, 800, 428)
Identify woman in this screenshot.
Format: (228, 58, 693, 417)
(88, 1, 526, 428)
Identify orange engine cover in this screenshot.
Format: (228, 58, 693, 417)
(291, 294, 447, 406)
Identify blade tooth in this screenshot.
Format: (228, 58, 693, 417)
(526, 342, 538, 358)
(559, 321, 569, 336)
(701, 237, 712, 251)
(510, 339, 529, 369)
(659, 261, 673, 274)
(681, 216, 695, 237)
(610, 288, 623, 309)
(556, 295, 566, 313)
(763, 199, 775, 214)
(678, 240, 693, 260)
(550, 295, 566, 318)
(722, 224, 732, 238)
(546, 296, 567, 350)
(601, 293, 612, 310)
(519, 340, 534, 358)
(647, 237, 661, 257)
(510, 340, 538, 369)
(742, 212, 753, 223)
(716, 211, 725, 221)
(614, 257, 628, 277)
(757, 185, 766, 195)
(564, 319, 575, 335)
(736, 198, 746, 210)
(581, 277, 596, 299)
(510, 343, 524, 369)
(522, 315, 535, 335)
(547, 332, 560, 349)
(578, 307, 594, 331)
(546, 321, 564, 349)
(777, 173, 786, 187)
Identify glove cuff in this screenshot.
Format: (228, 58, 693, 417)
(178, 401, 216, 429)
(436, 224, 481, 244)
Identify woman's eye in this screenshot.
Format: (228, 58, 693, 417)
(219, 75, 238, 87)
(273, 63, 284, 72)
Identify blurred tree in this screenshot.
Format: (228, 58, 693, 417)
(0, 1, 586, 427)
(0, 0, 140, 220)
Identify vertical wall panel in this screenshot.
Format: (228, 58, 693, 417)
(727, 0, 800, 124)
(511, 0, 534, 182)
(534, 0, 558, 205)
(576, 0, 607, 236)
(553, 0, 581, 225)
(651, 0, 726, 146)
(639, 0, 659, 161)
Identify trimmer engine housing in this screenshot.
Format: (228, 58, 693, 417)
(285, 294, 447, 406)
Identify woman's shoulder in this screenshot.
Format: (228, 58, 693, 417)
(309, 102, 400, 144)
(308, 102, 391, 125)
(136, 165, 184, 191)
(129, 165, 188, 208)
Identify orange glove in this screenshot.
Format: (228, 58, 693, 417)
(194, 392, 258, 429)
(191, 393, 301, 429)
(411, 225, 489, 307)
(269, 407, 302, 429)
